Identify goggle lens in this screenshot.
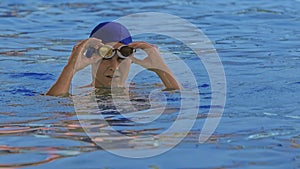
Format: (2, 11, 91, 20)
(97, 45, 134, 59)
(98, 46, 114, 58)
(119, 46, 134, 57)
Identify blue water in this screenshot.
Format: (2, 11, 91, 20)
(1, 0, 300, 168)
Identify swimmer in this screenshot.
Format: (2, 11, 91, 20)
(46, 22, 181, 96)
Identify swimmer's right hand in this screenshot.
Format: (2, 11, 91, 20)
(67, 38, 104, 73)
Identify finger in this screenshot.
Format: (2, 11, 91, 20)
(129, 42, 158, 56)
(82, 38, 104, 56)
(90, 54, 102, 63)
(88, 38, 103, 47)
(128, 41, 154, 49)
(77, 39, 89, 47)
(71, 39, 89, 58)
(129, 42, 149, 49)
(89, 37, 102, 43)
(129, 55, 144, 66)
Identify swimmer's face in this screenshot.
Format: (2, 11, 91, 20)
(93, 42, 131, 88)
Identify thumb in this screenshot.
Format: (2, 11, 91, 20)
(129, 55, 144, 66)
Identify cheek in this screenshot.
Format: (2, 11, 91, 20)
(118, 60, 131, 75)
(97, 62, 108, 74)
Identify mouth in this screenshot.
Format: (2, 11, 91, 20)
(105, 75, 120, 79)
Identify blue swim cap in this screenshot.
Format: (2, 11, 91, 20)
(89, 22, 132, 45)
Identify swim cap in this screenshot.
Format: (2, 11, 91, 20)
(89, 22, 132, 45)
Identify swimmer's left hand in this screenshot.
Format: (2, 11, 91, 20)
(128, 41, 169, 73)
(128, 41, 181, 90)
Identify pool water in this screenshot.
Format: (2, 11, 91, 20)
(1, 0, 300, 168)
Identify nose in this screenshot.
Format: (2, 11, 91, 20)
(108, 55, 119, 71)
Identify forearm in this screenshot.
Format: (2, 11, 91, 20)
(152, 68, 181, 90)
(46, 64, 74, 96)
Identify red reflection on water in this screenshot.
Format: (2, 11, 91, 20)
(0, 123, 97, 168)
(0, 145, 63, 168)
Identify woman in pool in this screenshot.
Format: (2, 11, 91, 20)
(46, 22, 181, 96)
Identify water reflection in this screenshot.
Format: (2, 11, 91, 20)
(0, 144, 97, 168)
(75, 87, 183, 151)
(0, 124, 98, 168)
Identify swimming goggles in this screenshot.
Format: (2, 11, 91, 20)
(84, 45, 135, 59)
